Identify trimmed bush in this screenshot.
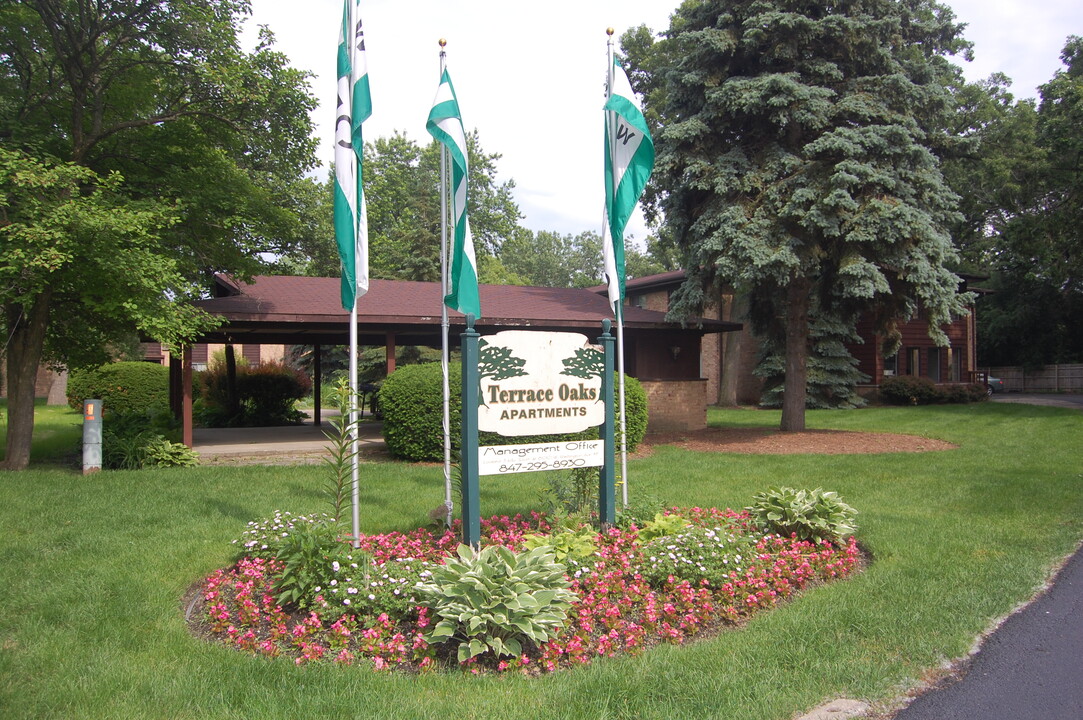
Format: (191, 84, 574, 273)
(66, 361, 169, 415)
(379, 361, 648, 462)
(200, 360, 312, 427)
(879, 376, 990, 405)
(878, 375, 940, 405)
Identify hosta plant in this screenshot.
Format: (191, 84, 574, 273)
(746, 487, 858, 542)
(415, 543, 574, 662)
(521, 526, 596, 562)
(637, 512, 690, 542)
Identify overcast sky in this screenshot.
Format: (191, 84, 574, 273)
(245, 0, 1082, 243)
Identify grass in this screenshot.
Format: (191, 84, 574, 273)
(1, 401, 1081, 719)
(0, 399, 83, 466)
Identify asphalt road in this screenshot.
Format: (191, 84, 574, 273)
(891, 543, 1083, 720)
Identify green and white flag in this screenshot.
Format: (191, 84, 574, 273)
(427, 68, 481, 318)
(604, 56, 654, 311)
(333, 0, 372, 310)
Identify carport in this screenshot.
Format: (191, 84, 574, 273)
(170, 274, 741, 446)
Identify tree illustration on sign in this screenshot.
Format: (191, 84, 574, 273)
(561, 346, 605, 402)
(477, 339, 528, 406)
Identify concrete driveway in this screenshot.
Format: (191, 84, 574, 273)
(990, 393, 1083, 410)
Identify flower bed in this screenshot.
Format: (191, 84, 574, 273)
(197, 508, 860, 673)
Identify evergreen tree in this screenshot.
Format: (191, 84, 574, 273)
(641, 0, 972, 429)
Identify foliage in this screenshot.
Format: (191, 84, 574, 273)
(538, 467, 599, 519)
(878, 376, 941, 405)
(945, 39, 1083, 365)
(268, 517, 351, 611)
(140, 437, 200, 468)
(636, 512, 690, 542)
(99, 407, 195, 470)
(755, 303, 869, 409)
(876, 375, 986, 406)
(0, 0, 318, 468)
(614, 493, 670, 531)
(66, 362, 170, 414)
(521, 527, 597, 563)
(638, 524, 760, 589)
(499, 230, 605, 288)
(200, 360, 311, 427)
(320, 377, 359, 522)
(636, 0, 973, 430)
(415, 543, 575, 662)
(379, 361, 456, 461)
(206, 507, 860, 672)
(746, 487, 858, 543)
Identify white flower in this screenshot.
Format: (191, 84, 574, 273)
(330, 579, 337, 586)
(368, 594, 376, 600)
(332, 561, 340, 572)
(347, 587, 358, 595)
(343, 598, 351, 605)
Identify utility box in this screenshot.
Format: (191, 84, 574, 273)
(83, 399, 102, 474)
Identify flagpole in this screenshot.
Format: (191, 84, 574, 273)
(606, 29, 630, 507)
(438, 39, 454, 528)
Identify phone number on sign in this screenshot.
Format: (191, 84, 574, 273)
(497, 458, 587, 474)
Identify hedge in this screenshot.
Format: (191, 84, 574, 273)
(66, 362, 170, 415)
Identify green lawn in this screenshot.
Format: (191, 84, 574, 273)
(1, 401, 1081, 719)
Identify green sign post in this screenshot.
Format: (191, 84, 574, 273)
(460, 315, 482, 547)
(459, 317, 616, 547)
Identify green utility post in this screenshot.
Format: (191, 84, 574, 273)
(460, 315, 481, 547)
(598, 320, 616, 526)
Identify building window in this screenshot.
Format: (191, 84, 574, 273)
(927, 347, 941, 383)
(883, 353, 898, 377)
(948, 347, 962, 382)
(907, 347, 921, 376)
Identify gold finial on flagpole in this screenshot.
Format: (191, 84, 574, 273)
(439, 38, 447, 47)
(606, 27, 614, 36)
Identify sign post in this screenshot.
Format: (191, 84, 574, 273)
(597, 320, 616, 526)
(459, 319, 618, 542)
(460, 315, 481, 547)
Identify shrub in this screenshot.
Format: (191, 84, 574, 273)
(271, 517, 351, 610)
(878, 375, 941, 405)
(746, 486, 858, 543)
(880, 376, 990, 405)
(940, 383, 990, 404)
(100, 407, 194, 469)
(67, 361, 169, 414)
(200, 359, 311, 427)
(415, 543, 574, 662)
(379, 361, 648, 461)
(639, 525, 760, 589)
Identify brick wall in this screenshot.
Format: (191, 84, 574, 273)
(639, 379, 708, 432)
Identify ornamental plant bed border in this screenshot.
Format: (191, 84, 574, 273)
(186, 509, 862, 674)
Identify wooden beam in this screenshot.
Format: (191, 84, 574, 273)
(182, 346, 193, 448)
(385, 332, 396, 376)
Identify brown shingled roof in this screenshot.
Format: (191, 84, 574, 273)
(192, 275, 739, 346)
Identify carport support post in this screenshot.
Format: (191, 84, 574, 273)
(460, 315, 481, 548)
(598, 320, 616, 527)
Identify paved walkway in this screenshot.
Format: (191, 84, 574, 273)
(192, 415, 385, 464)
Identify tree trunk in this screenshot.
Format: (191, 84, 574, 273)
(719, 292, 749, 406)
(2, 290, 53, 471)
(780, 278, 811, 432)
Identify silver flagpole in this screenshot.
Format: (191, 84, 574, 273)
(350, 301, 360, 547)
(438, 40, 454, 527)
(606, 29, 630, 507)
